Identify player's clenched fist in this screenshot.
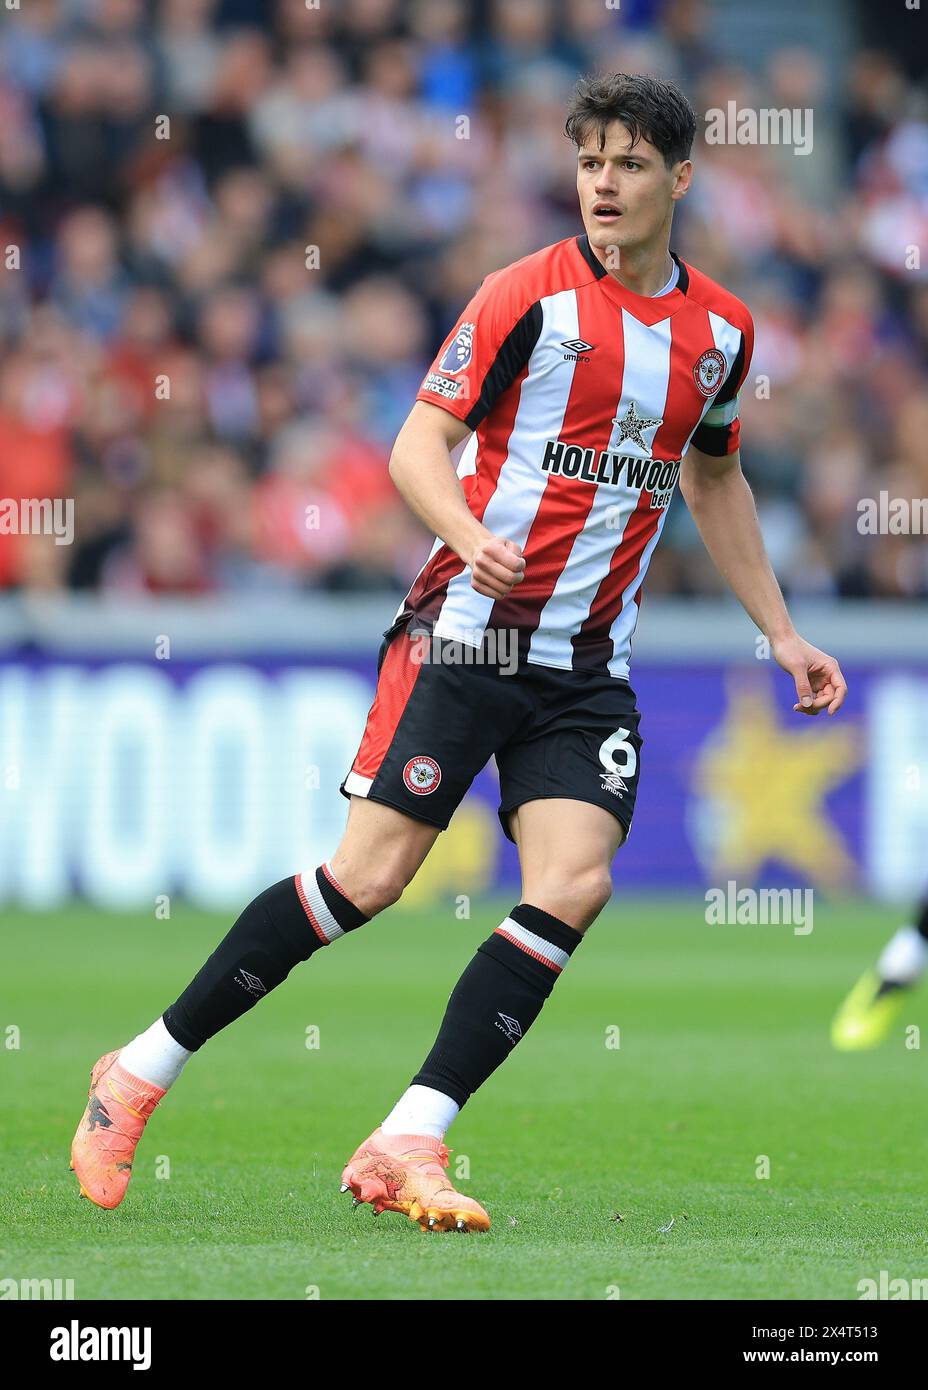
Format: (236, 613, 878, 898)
(468, 536, 526, 599)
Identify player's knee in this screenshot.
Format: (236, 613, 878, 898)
(530, 867, 613, 930)
(351, 869, 408, 917)
(573, 868, 614, 924)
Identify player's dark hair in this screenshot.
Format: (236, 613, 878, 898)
(565, 73, 697, 168)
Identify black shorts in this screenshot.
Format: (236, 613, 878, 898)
(339, 620, 644, 845)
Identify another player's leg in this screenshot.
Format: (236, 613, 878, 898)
(831, 895, 928, 1050)
(342, 799, 622, 1232)
(71, 798, 439, 1208)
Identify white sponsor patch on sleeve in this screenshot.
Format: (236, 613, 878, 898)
(422, 372, 464, 401)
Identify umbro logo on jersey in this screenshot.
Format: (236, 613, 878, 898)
(234, 968, 267, 997)
(561, 338, 595, 362)
(495, 1012, 523, 1044)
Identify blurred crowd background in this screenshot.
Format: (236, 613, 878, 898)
(0, 0, 926, 602)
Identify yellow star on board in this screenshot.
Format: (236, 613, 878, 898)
(692, 679, 860, 889)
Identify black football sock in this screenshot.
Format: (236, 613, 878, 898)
(916, 898, 928, 941)
(409, 903, 582, 1109)
(162, 864, 368, 1051)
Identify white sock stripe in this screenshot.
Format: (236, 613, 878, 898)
(322, 861, 343, 895)
(496, 918, 570, 971)
(298, 869, 344, 942)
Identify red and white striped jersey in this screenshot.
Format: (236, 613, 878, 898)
(395, 234, 754, 679)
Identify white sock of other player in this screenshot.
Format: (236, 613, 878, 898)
(877, 925, 928, 987)
(119, 1018, 193, 1090)
(381, 1084, 460, 1140)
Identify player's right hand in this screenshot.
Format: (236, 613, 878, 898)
(469, 536, 526, 599)
(771, 632, 848, 716)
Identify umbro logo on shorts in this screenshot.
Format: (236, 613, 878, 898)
(402, 755, 442, 795)
(600, 771, 628, 796)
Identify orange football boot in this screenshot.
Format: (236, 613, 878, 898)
(341, 1127, 490, 1232)
(70, 1050, 166, 1209)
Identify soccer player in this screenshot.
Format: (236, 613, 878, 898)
(71, 73, 847, 1231)
(831, 895, 928, 1049)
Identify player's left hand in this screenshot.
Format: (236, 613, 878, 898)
(771, 633, 848, 716)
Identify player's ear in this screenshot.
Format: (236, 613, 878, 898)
(671, 159, 693, 201)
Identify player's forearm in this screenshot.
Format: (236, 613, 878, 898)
(389, 439, 489, 567)
(683, 465, 795, 641)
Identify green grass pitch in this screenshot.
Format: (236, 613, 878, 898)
(3, 895, 926, 1300)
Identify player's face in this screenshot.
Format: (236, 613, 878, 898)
(576, 121, 690, 259)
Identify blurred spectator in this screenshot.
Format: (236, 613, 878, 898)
(0, 0, 925, 601)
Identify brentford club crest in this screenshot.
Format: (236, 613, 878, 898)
(693, 348, 726, 396)
(403, 755, 442, 795)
